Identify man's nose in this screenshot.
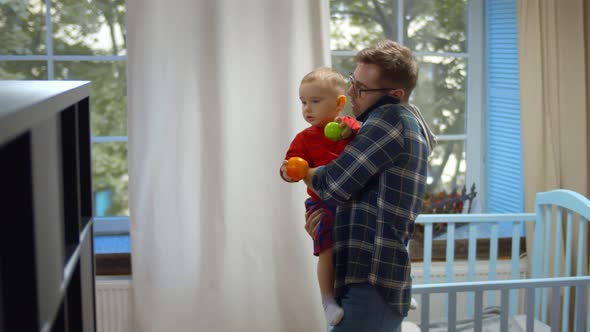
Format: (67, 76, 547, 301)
(346, 85, 355, 97)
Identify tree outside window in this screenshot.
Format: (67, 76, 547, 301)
(2, 0, 472, 223)
(330, 0, 469, 194)
(1, 0, 129, 217)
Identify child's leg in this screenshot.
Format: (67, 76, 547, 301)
(317, 248, 335, 297)
(306, 200, 342, 325)
(318, 248, 344, 326)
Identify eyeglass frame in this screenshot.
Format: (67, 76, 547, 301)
(348, 73, 400, 98)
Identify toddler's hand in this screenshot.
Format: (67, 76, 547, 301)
(335, 117, 354, 139)
(281, 160, 295, 182)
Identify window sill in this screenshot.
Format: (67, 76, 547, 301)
(95, 234, 131, 275)
(96, 253, 132, 275)
(92, 236, 526, 275)
(409, 237, 527, 262)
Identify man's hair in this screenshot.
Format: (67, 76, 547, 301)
(301, 67, 347, 95)
(356, 40, 419, 97)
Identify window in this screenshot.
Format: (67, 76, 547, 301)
(329, 0, 484, 206)
(0, 1, 130, 264)
(327, 0, 528, 260)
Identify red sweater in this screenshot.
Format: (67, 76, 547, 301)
(282, 116, 361, 201)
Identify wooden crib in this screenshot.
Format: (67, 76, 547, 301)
(407, 189, 590, 332)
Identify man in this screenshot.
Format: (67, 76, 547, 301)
(303, 40, 435, 331)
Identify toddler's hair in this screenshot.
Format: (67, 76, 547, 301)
(301, 67, 347, 94)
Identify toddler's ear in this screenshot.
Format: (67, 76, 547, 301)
(337, 95, 347, 109)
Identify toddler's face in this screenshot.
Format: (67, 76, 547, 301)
(299, 81, 342, 127)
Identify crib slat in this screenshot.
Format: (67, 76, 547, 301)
(500, 288, 509, 332)
(550, 286, 560, 332)
(526, 287, 535, 332)
(510, 221, 520, 316)
(420, 293, 430, 332)
(553, 208, 562, 279)
(446, 223, 455, 283)
(466, 224, 477, 317)
(424, 223, 432, 284)
(448, 291, 457, 332)
(562, 211, 573, 332)
(474, 290, 483, 332)
(532, 204, 545, 319)
(562, 290, 570, 332)
(586, 287, 590, 332)
(564, 211, 573, 276)
(488, 223, 498, 306)
(574, 285, 587, 332)
(444, 223, 455, 320)
(576, 217, 587, 330)
(576, 218, 586, 276)
(542, 206, 552, 322)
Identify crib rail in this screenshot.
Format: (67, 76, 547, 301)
(532, 189, 590, 331)
(414, 213, 535, 283)
(412, 189, 590, 331)
(413, 276, 590, 332)
(413, 213, 535, 318)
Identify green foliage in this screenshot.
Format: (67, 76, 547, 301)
(92, 142, 128, 216)
(1, 0, 469, 214)
(330, 0, 468, 192)
(0, 0, 128, 216)
(0, 1, 46, 55)
(50, 0, 126, 55)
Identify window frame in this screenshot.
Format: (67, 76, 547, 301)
(330, 0, 485, 213)
(0, 0, 129, 236)
(328, 0, 522, 261)
(4, 0, 516, 269)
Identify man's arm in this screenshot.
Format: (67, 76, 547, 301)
(309, 108, 404, 205)
(304, 208, 323, 239)
(303, 166, 318, 192)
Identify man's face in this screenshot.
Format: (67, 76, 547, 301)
(348, 62, 394, 117)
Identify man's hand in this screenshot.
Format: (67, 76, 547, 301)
(303, 167, 318, 194)
(335, 117, 354, 139)
(305, 209, 323, 239)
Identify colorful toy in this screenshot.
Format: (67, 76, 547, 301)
(286, 157, 309, 181)
(324, 121, 343, 141)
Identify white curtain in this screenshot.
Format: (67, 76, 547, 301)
(518, 0, 590, 326)
(127, 1, 330, 331)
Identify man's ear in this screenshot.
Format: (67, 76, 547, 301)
(336, 95, 347, 110)
(391, 88, 405, 99)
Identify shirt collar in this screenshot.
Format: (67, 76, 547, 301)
(356, 94, 401, 123)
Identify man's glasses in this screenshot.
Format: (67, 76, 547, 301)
(348, 73, 397, 98)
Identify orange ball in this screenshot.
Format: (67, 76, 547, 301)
(286, 157, 309, 181)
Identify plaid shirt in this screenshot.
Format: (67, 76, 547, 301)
(312, 95, 428, 316)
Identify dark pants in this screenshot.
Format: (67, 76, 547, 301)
(330, 283, 403, 332)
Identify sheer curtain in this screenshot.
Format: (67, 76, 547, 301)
(126, 1, 330, 331)
(518, 0, 590, 323)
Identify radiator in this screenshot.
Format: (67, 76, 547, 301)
(96, 277, 133, 332)
(93, 261, 527, 330)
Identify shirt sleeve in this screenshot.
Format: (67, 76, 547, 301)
(280, 132, 308, 182)
(312, 108, 404, 205)
(338, 116, 362, 139)
(340, 116, 362, 133)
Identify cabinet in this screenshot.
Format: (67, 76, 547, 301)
(0, 81, 96, 332)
